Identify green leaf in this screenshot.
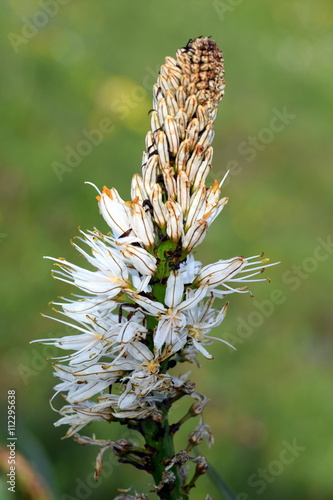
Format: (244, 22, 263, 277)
(206, 462, 237, 500)
(193, 448, 237, 500)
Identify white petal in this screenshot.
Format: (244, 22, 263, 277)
(98, 192, 131, 236)
(127, 342, 153, 363)
(142, 154, 159, 196)
(117, 321, 147, 343)
(165, 271, 184, 308)
(176, 170, 190, 215)
(131, 174, 148, 204)
(128, 292, 166, 315)
(121, 244, 157, 276)
(166, 200, 184, 242)
(163, 166, 177, 200)
(182, 219, 208, 252)
(118, 386, 137, 409)
(151, 183, 168, 227)
(185, 184, 206, 231)
(179, 255, 202, 284)
(131, 203, 155, 249)
(177, 285, 208, 311)
(192, 339, 213, 359)
(164, 115, 179, 156)
(155, 130, 169, 168)
(195, 258, 245, 287)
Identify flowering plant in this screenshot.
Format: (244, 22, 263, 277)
(35, 37, 276, 499)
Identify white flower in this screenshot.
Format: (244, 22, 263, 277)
(194, 257, 245, 288)
(118, 342, 170, 409)
(129, 271, 208, 353)
(179, 254, 202, 284)
(52, 362, 125, 404)
(59, 295, 117, 321)
(130, 200, 155, 249)
(98, 187, 131, 237)
(194, 255, 277, 296)
(54, 401, 113, 438)
(116, 317, 147, 344)
(47, 231, 154, 300)
(184, 295, 233, 359)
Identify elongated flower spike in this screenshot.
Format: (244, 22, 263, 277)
(35, 37, 278, 499)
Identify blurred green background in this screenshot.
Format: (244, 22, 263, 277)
(1, 1, 332, 499)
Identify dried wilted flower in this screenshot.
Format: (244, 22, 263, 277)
(34, 36, 277, 499)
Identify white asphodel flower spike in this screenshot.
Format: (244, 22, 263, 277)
(35, 36, 278, 497)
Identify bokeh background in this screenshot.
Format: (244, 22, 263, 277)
(1, 1, 332, 499)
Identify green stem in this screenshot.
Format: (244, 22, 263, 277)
(141, 407, 187, 499)
(141, 236, 190, 497)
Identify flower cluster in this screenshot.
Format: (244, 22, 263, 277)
(36, 37, 274, 441)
